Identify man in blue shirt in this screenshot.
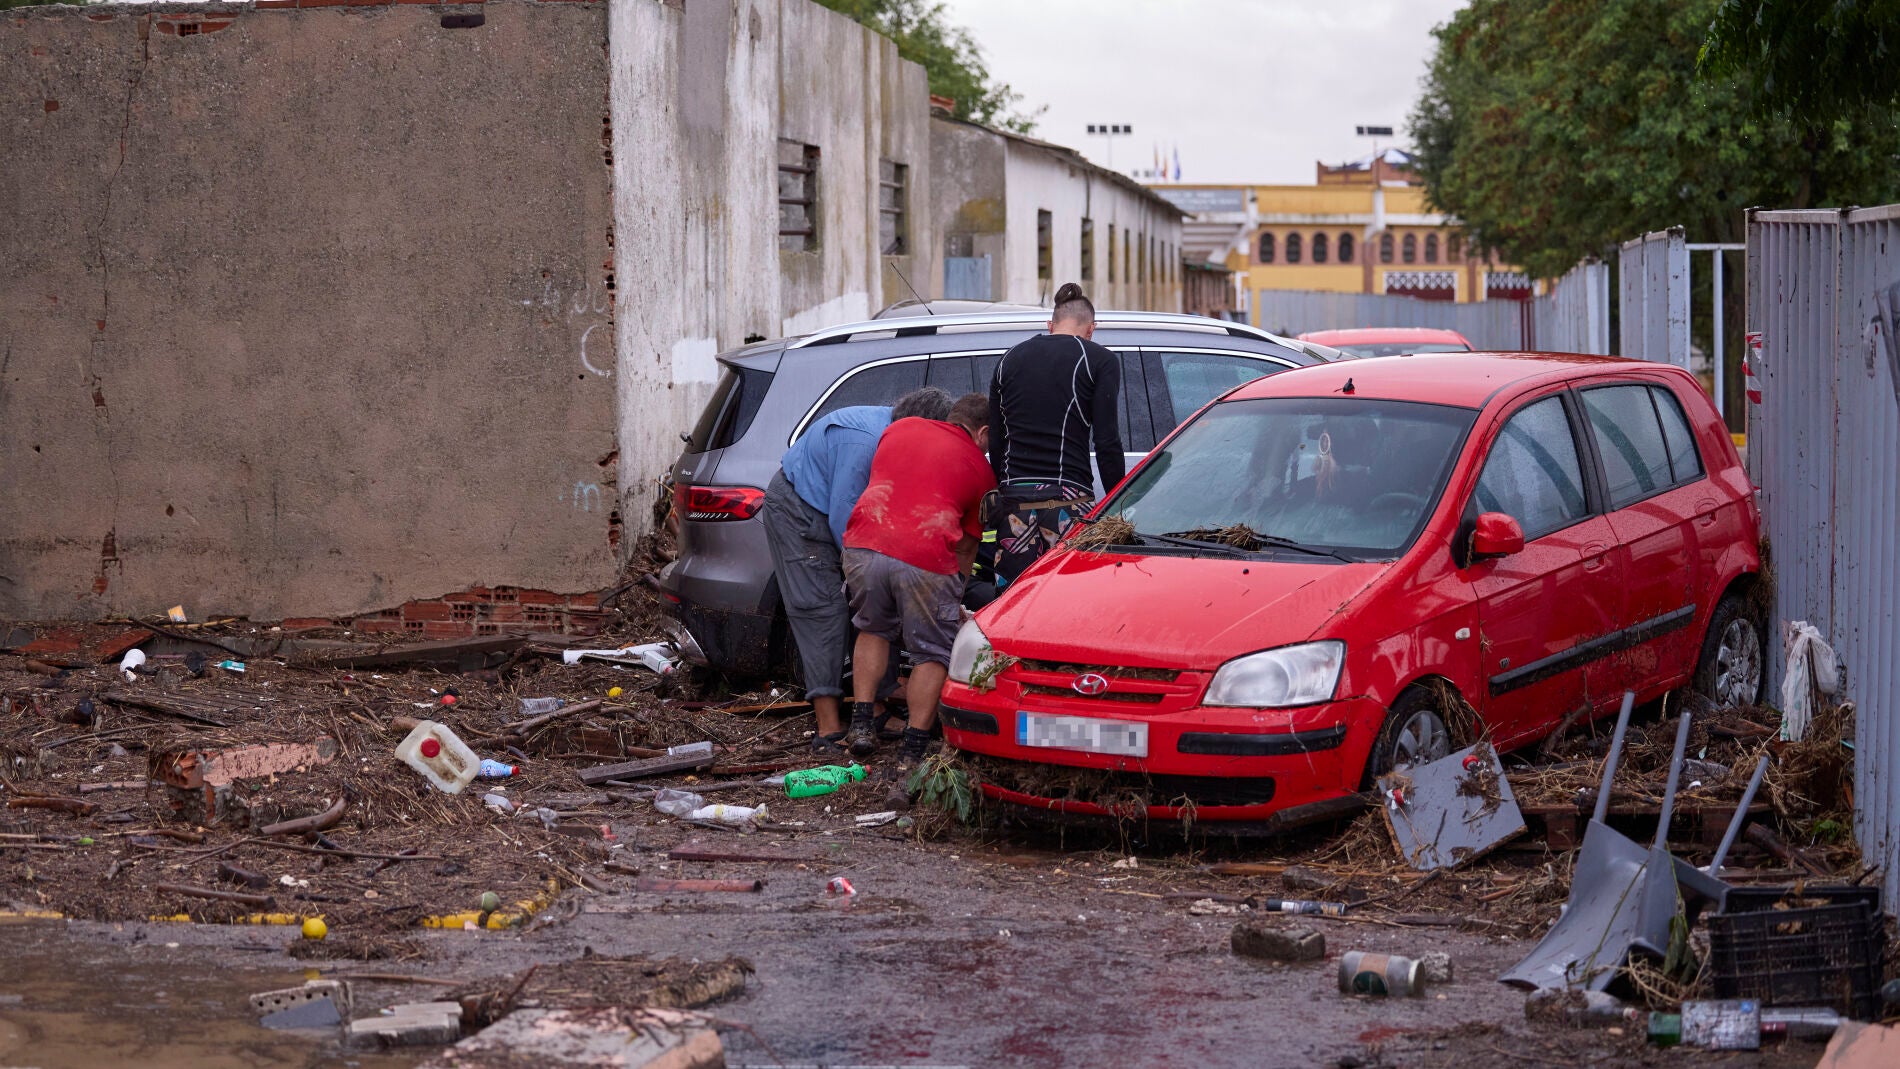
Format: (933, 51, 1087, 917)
(763, 387, 953, 753)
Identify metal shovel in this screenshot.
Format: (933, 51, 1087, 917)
(1502, 693, 1694, 991)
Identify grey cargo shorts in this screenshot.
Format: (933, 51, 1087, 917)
(841, 547, 963, 666)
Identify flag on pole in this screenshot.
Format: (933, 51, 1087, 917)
(1172, 146, 1181, 181)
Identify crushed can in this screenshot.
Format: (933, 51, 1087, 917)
(827, 876, 855, 897)
(1338, 951, 1424, 997)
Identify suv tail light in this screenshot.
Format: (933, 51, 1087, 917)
(676, 484, 764, 522)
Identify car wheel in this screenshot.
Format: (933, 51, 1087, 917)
(1364, 687, 1455, 784)
(1694, 593, 1764, 708)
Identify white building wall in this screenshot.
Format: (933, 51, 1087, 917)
(999, 141, 1183, 311)
(608, 0, 931, 540)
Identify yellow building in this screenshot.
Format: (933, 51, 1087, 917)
(1156, 153, 1532, 310)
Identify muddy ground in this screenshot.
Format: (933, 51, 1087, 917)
(0, 599, 1881, 1067)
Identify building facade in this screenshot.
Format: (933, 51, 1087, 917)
(931, 115, 1183, 311)
(1158, 153, 1532, 321)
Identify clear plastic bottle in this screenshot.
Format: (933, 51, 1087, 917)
(518, 697, 564, 716)
(652, 789, 704, 817)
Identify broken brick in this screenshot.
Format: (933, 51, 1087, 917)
(1230, 920, 1326, 962)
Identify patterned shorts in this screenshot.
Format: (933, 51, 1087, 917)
(990, 482, 1094, 588)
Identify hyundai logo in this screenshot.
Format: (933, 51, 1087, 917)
(1072, 673, 1109, 696)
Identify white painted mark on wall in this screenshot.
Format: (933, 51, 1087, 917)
(670, 336, 721, 385)
(579, 323, 610, 376)
(533, 275, 615, 377)
(563, 481, 604, 512)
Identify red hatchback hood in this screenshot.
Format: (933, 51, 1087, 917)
(981, 549, 1389, 669)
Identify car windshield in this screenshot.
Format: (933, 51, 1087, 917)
(1105, 397, 1477, 557)
(1333, 342, 1471, 358)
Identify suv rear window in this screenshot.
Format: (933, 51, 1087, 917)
(685, 365, 775, 454)
(805, 359, 926, 429)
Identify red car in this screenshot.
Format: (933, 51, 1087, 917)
(1298, 327, 1474, 359)
(940, 353, 1763, 831)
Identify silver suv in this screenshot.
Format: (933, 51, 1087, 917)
(657, 311, 1323, 677)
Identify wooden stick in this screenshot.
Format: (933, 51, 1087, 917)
(634, 877, 763, 893)
(500, 699, 603, 734)
(79, 781, 151, 794)
(258, 796, 348, 837)
(154, 881, 274, 907)
(5, 796, 97, 816)
(241, 838, 443, 863)
(217, 862, 270, 889)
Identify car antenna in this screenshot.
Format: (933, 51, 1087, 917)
(888, 261, 933, 314)
(1338, 377, 1355, 394)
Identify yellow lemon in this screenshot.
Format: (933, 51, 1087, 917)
(302, 917, 328, 941)
(607, 686, 623, 698)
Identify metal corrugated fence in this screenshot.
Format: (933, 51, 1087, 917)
(1535, 260, 1612, 354)
(1253, 289, 1533, 351)
(1620, 227, 1690, 367)
(1748, 205, 1900, 912)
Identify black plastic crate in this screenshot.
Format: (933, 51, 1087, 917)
(1708, 885, 1886, 1019)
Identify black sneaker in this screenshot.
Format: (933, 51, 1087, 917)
(896, 726, 931, 768)
(810, 731, 847, 757)
(845, 703, 879, 757)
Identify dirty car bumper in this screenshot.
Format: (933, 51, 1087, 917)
(939, 689, 1385, 823)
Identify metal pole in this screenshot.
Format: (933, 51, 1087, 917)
(1712, 250, 1726, 418)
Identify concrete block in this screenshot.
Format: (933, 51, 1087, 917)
(261, 997, 342, 1031)
(349, 1001, 464, 1048)
(420, 1008, 722, 1069)
(1230, 921, 1326, 962)
(252, 979, 353, 1021)
(1418, 951, 1454, 984)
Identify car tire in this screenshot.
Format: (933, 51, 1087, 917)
(1363, 686, 1456, 786)
(1693, 592, 1764, 708)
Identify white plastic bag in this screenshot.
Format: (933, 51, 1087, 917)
(651, 789, 704, 817)
(1780, 620, 1841, 741)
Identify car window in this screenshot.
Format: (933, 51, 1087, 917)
(974, 352, 1002, 393)
(1110, 397, 1476, 556)
(1474, 395, 1589, 540)
(1581, 385, 1675, 509)
(1154, 351, 1281, 418)
(807, 359, 926, 428)
(927, 355, 974, 395)
(1650, 385, 1704, 483)
(1119, 351, 1156, 452)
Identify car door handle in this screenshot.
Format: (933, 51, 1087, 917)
(1582, 542, 1610, 571)
(1696, 498, 1719, 527)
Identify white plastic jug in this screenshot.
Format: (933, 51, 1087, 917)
(395, 720, 479, 794)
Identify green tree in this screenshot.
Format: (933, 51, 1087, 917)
(814, 0, 1041, 133)
(1700, 0, 1900, 121)
(1410, 0, 1900, 279)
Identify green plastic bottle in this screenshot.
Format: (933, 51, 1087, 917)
(783, 764, 867, 798)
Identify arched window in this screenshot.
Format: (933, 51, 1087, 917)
(1402, 234, 1417, 263)
(1424, 234, 1439, 264)
(1312, 232, 1329, 264)
(1258, 232, 1275, 264)
(1380, 233, 1394, 263)
(1337, 232, 1354, 264)
(1448, 234, 1463, 262)
(1286, 232, 1303, 264)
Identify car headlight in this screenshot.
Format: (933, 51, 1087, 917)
(947, 618, 989, 685)
(1204, 641, 1345, 708)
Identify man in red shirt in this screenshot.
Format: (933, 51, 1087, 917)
(842, 393, 996, 764)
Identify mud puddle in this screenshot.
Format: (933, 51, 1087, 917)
(0, 922, 415, 1069)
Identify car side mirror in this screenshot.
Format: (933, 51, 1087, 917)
(1470, 512, 1525, 559)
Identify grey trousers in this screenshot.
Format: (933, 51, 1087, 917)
(762, 471, 850, 700)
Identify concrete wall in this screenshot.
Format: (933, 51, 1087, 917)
(608, 0, 932, 524)
(929, 116, 1182, 312)
(0, 1, 620, 622)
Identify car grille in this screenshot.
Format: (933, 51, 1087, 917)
(1015, 659, 1180, 683)
(1021, 684, 1165, 704)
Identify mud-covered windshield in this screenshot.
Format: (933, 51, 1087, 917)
(1106, 397, 1476, 558)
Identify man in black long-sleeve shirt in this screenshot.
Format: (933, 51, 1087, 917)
(986, 282, 1125, 588)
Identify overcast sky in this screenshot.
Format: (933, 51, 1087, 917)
(939, 0, 1468, 185)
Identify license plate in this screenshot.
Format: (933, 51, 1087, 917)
(1017, 712, 1148, 757)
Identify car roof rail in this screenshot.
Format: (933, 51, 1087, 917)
(786, 310, 1281, 349)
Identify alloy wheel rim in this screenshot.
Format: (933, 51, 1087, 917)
(1714, 617, 1762, 707)
(1393, 709, 1451, 768)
